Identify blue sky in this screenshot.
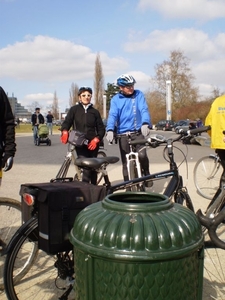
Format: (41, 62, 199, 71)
(1, 0, 225, 113)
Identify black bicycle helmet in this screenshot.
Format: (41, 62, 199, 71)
(117, 74, 136, 87)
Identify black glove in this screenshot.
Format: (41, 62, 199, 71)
(2, 155, 14, 172)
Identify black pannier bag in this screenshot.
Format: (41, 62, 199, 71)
(20, 180, 106, 254)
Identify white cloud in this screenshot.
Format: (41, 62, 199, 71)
(124, 27, 225, 94)
(137, 0, 225, 20)
(0, 35, 129, 82)
(124, 28, 220, 61)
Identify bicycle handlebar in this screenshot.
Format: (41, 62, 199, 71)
(185, 125, 211, 136)
(129, 133, 179, 148)
(129, 125, 212, 148)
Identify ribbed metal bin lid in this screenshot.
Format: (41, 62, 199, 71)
(70, 192, 203, 261)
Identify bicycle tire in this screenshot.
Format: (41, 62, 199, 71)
(203, 232, 225, 299)
(205, 206, 225, 250)
(174, 188, 195, 212)
(3, 217, 39, 298)
(193, 155, 222, 200)
(4, 217, 74, 300)
(0, 198, 22, 290)
(97, 150, 107, 158)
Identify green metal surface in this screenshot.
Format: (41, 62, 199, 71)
(70, 192, 204, 300)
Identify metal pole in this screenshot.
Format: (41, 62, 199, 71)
(103, 95, 106, 119)
(166, 80, 172, 120)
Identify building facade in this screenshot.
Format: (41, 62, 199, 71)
(8, 94, 31, 121)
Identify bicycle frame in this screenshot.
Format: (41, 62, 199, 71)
(208, 153, 221, 178)
(108, 138, 183, 197)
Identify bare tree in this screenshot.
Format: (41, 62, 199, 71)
(27, 101, 42, 113)
(145, 90, 166, 124)
(51, 91, 59, 119)
(69, 83, 79, 106)
(94, 53, 104, 116)
(153, 50, 199, 112)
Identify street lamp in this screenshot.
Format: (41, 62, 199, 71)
(166, 80, 172, 120)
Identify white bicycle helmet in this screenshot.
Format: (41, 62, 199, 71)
(117, 74, 136, 86)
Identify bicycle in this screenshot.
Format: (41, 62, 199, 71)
(0, 197, 21, 291)
(119, 132, 146, 192)
(3, 129, 225, 299)
(54, 142, 107, 184)
(194, 152, 222, 200)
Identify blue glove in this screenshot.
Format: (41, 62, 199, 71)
(106, 131, 114, 143)
(141, 125, 151, 137)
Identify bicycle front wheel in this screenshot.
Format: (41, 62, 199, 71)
(4, 217, 74, 300)
(0, 197, 22, 290)
(194, 155, 222, 200)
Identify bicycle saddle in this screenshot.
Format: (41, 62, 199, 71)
(75, 156, 119, 169)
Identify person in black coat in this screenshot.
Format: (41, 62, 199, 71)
(0, 86, 16, 185)
(60, 87, 105, 184)
(31, 107, 44, 144)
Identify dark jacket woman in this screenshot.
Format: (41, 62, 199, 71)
(61, 102, 105, 185)
(61, 103, 105, 141)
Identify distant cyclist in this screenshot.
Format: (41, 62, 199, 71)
(106, 74, 152, 186)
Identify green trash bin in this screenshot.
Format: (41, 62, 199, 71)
(70, 192, 204, 300)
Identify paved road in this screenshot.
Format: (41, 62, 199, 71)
(0, 130, 220, 299)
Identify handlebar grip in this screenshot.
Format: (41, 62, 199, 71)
(129, 138, 148, 145)
(189, 125, 211, 135)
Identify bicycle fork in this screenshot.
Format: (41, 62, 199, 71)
(126, 151, 143, 186)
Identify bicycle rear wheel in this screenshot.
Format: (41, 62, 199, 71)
(0, 198, 22, 290)
(4, 217, 74, 300)
(194, 155, 222, 200)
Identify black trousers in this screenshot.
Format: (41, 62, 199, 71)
(118, 133, 150, 181)
(76, 145, 99, 185)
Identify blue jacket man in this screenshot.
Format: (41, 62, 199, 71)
(106, 74, 152, 186)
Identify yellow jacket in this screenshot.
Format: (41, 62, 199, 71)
(205, 94, 225, 149)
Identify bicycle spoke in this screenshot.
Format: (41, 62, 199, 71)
(0, 198, 21, 290)
(203, 233, 225, 299)
(194, 156, 222, 200)
(4, 218, 74, 300)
